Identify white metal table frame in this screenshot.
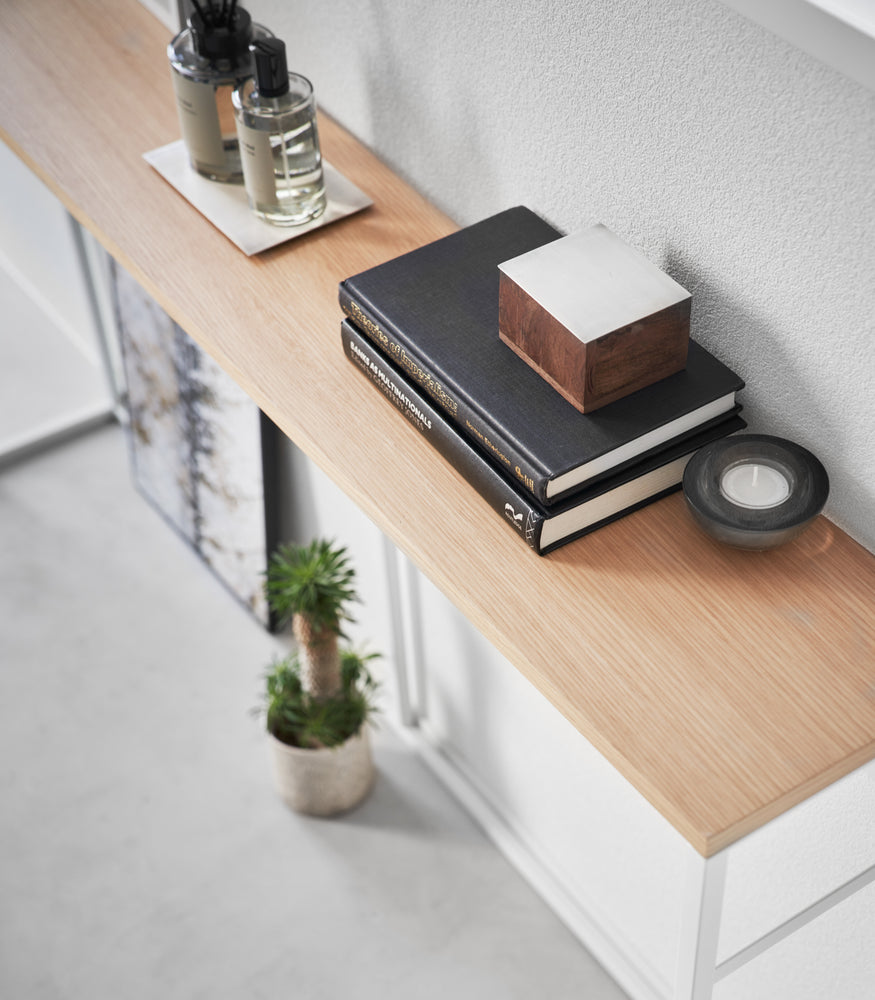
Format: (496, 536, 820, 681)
(0, 215, 124, 472)
(676, 843, 875, 999)
(382, 542, 875, 1000)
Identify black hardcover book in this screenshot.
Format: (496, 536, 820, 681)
(342, 318, 746, 555)
(339, 206, 745, 507)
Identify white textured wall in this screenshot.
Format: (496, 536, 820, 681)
(251, 0, 875, 554)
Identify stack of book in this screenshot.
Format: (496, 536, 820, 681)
(338, 207, 745, 555)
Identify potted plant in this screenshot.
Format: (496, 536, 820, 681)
(259, 538, 379, 815)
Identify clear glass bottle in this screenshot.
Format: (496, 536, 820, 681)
(168, 5, 272, 183)
(232, 39, 327, 226)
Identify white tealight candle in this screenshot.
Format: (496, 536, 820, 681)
(720, 462, 791, 509)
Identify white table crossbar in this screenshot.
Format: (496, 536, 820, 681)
(676, 850, 875, 999)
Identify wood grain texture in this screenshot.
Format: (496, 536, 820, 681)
(4, 0, 875, 856)
(584, 300, 690, 406)
(499, 274, 690, 412)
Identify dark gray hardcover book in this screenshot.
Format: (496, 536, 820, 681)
(339, 206, 744, 507)
(342, 318, 745, 555)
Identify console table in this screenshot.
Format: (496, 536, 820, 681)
(2, 2, 873, 997)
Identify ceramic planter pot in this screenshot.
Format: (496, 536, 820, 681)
(269, 727, 375, 816)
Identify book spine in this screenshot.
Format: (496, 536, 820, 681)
(341, 320, 545, 553)
(338, 283, 550, 505)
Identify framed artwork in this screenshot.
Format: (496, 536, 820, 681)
(109, 260, 279, 628)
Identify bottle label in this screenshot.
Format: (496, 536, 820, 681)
(238, 124, 277, 206)
(171, 71, 225, 170)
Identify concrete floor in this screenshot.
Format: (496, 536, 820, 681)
(0, 424, 629, 999)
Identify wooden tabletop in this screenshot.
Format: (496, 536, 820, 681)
(3, 0, 874, 857)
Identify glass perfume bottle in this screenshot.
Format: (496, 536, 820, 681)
(168, 4, 272, 183)
(232, 39, 327, 226)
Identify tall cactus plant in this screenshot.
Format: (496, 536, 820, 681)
(265, 538, 359, 697)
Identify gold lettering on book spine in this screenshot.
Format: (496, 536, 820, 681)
(516, 467, 534, 491)
(345, 300, 389, 347)
(344, 301, 541, 495)
(465, 420, 512, 470)
(393, 347, 458, 416)
(344, 300, 458, 417)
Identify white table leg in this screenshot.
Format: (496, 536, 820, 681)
(675, 848, 729, 1000)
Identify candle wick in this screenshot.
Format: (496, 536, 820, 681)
(752, 465, 759, 486)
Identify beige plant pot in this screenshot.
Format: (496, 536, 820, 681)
(269, 727, 375, 817)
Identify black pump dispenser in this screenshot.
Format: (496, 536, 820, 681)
(189, 7, 253, 62)
(251, 38, 290, 98)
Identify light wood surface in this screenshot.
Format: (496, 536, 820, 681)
(3, 0, 874, 857)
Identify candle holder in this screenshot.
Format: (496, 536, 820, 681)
(682, 434, 829, 550)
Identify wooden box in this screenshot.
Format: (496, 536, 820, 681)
(498, 224, 691, 413)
